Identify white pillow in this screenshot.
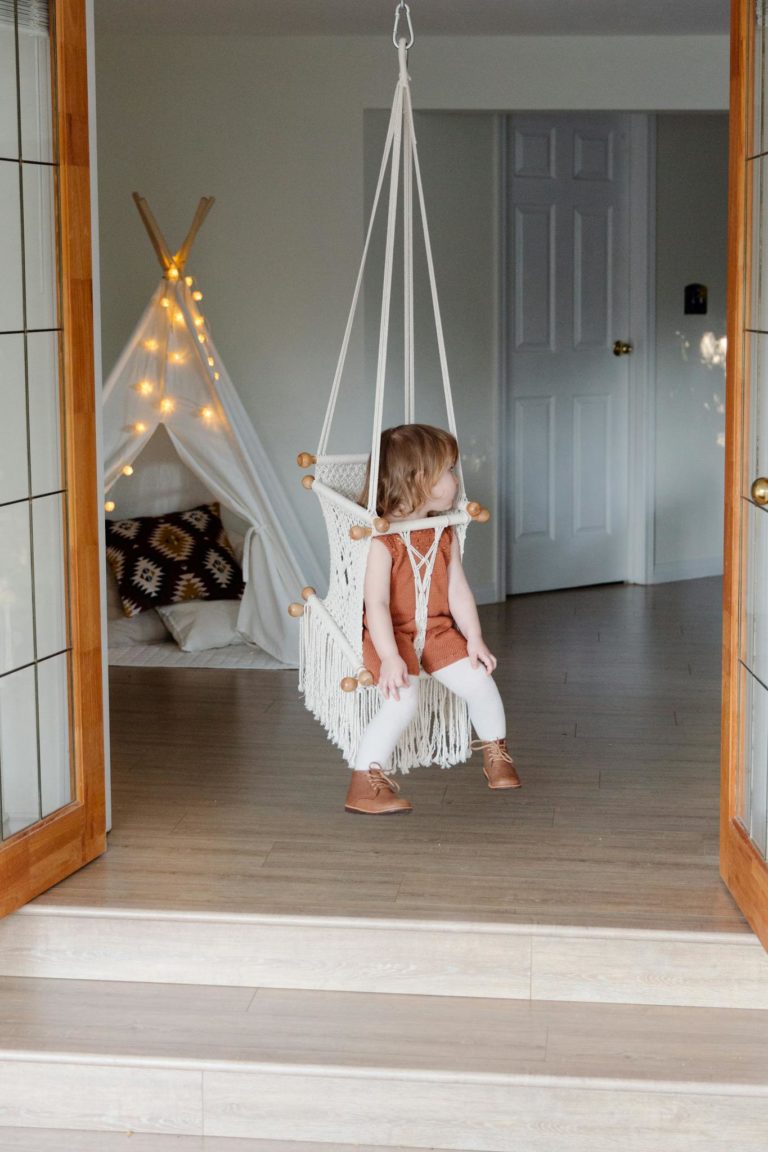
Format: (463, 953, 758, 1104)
(156, 601, 243, 652)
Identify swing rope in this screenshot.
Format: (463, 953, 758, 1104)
(316, 21, 465, 515)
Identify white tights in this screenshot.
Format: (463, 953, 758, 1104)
(353, 657, 506, 772)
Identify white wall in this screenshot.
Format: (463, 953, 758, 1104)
(93, 32, 729, 597)
(654, 113, 729, 582)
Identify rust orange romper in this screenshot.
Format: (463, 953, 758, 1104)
(361, 525, 468, 680)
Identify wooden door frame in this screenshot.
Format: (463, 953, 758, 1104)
(0, 0, 106, 916)
(720, 0, 768, 948)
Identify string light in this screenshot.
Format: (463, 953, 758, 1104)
(170, 352, 185, 364)
(207, 356, 214, 367)
(122, 465, 134, 477)
(144, 338, 159, 352)
(185, 276, 194, 286)
(137, 380, 154, 395)
(105, 500, 116, 512)
(214, 372, 220, 380)
(174, 309, 183, 323)
(167, 265, 180, 282)
(134, 421, 147, 434)
(198, 333, 206, 343)
(161, 297, 170, 309)
(199, 406, 214, 421)
(194, 316, 204, 327)
(193, 290, 203, 301)
(160, 397, 175, 414)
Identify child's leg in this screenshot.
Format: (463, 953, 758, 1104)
(353, 680, 420, 772)
(431, 657, 505, 739)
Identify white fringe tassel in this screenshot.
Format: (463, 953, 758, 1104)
(299, 599, 471, 774)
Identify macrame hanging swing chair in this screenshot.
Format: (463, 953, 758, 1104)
(290, 3, 491, 773)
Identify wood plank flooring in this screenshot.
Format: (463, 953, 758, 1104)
(32, 577, 747, 932)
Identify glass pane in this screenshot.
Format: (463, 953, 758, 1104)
(0, 15, 18, 160)
(27, 329, 61, 496)
(21, 161, 57, 330)
(18, 21, 52, 164)
(756, 0, 767, 156)
(0, 335, 30, 505)
(0, 663, 40, 839)
(0, 159, 23, 332)
(38, 651, 71, 817)
(32, 492, 67, 659)
(742, 666, 768, 857)
(0, 501, 34, 675)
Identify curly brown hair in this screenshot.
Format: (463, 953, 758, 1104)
(358, 424, 459, 519)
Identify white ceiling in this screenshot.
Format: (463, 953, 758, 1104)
(95, 0, 730, 38)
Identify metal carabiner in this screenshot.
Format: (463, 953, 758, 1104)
(392, 1, 414, 50)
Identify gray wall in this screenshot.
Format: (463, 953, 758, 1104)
(93, 31, 729, 596)
(654, 113, 729, 580)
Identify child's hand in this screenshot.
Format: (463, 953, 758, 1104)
(379, 655, 410, 701)
(467, 636, 497, 675)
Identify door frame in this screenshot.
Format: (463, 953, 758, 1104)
(720, 0, 768, 948)
(0, 0, 106, 916)
(495, 112, 655, 598)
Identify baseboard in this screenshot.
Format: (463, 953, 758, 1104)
(650, 556, 723, 585)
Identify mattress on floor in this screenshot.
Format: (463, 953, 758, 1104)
(108, 639, 292, 670)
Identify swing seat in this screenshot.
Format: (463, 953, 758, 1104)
(293, 20, 489, 773)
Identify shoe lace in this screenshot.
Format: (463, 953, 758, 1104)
(470, 738, 515, 765)
(367, 766, 401, 795)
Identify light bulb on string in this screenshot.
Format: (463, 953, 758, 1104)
(214, 372, 220, 380)
(174, 310, 183, 323)
(105, 500, 116, 513)
(185, 276, 194, 286)
(170, 352, 185, 365)
(144, 338, 159, 352)
(137, 380, 153, 396)
(199, 406, 214, 422)
(161, 297, 170, 309)
(194, 316, 204, 327)
(122, 465, 134, 477)
(134, 421, 147, 434)
(193, 290, 203, 301)
(207, 356, 214, 367)
(166, 265, 180, 282)
(198, 333, 206, 343)
(160, 397, 175, 414)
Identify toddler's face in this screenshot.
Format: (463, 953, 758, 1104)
(429, 462, 459, 511)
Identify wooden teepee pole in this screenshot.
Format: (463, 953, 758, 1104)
(175, 196, 216, 272)
(132, 192, 174, 272)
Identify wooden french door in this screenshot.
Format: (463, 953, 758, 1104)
(0, 0, 105, 917)
(722, 0, 768, 950)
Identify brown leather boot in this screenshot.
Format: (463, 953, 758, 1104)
(344, 765, 413, 814)
(471, 738, 522, 789)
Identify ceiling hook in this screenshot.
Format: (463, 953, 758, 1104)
(392, 1, 414, 50)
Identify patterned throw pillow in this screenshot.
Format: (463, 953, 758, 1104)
(105, 501, 244, 617)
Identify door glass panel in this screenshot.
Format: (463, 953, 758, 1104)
(0, 0, 74, 843)
(18, 8, 52, 164)
(38, 652, 72, 816)
(0, 664, 40, 838)
(0, 335, 30, 505)
(0, 502, 35, 675)
(0, 159, 24, 332)
(22, 161, 57, 330)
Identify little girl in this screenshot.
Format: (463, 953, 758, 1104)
(345, 423, 521, 815)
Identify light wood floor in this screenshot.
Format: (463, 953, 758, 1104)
(34, 576, 748, 932)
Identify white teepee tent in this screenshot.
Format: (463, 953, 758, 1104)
(103, 194, 321, 666)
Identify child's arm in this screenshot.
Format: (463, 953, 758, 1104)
(364, 538, 411, 700)
(447, 532, 497, 674)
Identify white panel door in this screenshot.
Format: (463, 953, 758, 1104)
(506, 114, 630, 594)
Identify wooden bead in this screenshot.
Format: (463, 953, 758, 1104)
(340, 676, 358, 693)
(476, 507, 491, 523)
(287, 603, 305, 618)
(301, 586, 316, 601)
(357, 668, 375, 687)
(349, 524, 372, 540)
(301, 475, 315, 490)
(373, 517, 390, 533)
(466, 501, 481, 518)
(296, 451, 316, 468)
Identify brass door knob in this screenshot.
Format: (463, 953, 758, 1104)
(613, 340, 633, 357)
(751, 477, 768, 505)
